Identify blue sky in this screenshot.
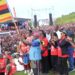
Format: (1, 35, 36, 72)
(7, 0, 75, 19)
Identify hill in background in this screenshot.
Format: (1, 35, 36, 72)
(55, 12, 75, 25)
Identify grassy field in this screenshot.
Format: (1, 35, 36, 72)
(14, 71, 75, 75)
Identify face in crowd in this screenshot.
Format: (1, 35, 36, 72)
(61, 31, 67, 40)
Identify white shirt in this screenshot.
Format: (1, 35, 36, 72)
(14, 58, 24, 71)
(56, 30, 61, 39)
(46, 34, 51, 41)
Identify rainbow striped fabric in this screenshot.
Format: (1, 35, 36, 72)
(0, 0, 12, 23)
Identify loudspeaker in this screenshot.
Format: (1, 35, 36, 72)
(34, 15, 37, 27)
(49, 13, 53, 25)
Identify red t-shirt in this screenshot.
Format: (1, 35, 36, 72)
(51, 45, 58, 56)
(7, 55, 12, 60)
(20, 42, 29, 54)
(8, 63, 16, 75)
(0, 58, 6, 72)
(40, 37, 48, 57)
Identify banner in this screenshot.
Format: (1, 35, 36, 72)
(0, 0, 12, 23)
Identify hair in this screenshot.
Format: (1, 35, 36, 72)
(29, 30, 32, 34)
(40, 30, 46, 37)
(53, 32, 58, 38)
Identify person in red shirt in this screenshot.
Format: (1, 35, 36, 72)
(19, 40, 31, 74)
(7, 58, 16, 75)
(0, 54, 6, 75)
(4, 50, 12, 65)
(58, 31, 72, 75)
(39, 30, 49, 74)
(19, 41, 28, 54)
(50, 32, 58, 72)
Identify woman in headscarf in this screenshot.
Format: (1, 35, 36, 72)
(29, 32, 41, 75)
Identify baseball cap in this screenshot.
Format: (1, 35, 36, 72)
(61, 30, 67, 35)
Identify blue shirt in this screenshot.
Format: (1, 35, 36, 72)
(29, 39, 41, 61)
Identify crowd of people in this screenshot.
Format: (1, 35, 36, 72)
(0, 25, 75, 75)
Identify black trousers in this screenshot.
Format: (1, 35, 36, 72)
(51, 56, 58, 71)
(74, 58, 75, 66)
(41, 56, 49, 73)
(48, 50, 52, 70)
(58, 57, 69, 75)
(0, 72, 5, 75)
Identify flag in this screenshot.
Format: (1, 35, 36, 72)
(0, 0, 12, 23)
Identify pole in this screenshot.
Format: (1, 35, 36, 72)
(13, 7, 16, 18)
(6, 0, 20, 35)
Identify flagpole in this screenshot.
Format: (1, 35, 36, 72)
(6, 0, 20, 35)
(13, 7, 16, 18)
(13, 7, 20, 35)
